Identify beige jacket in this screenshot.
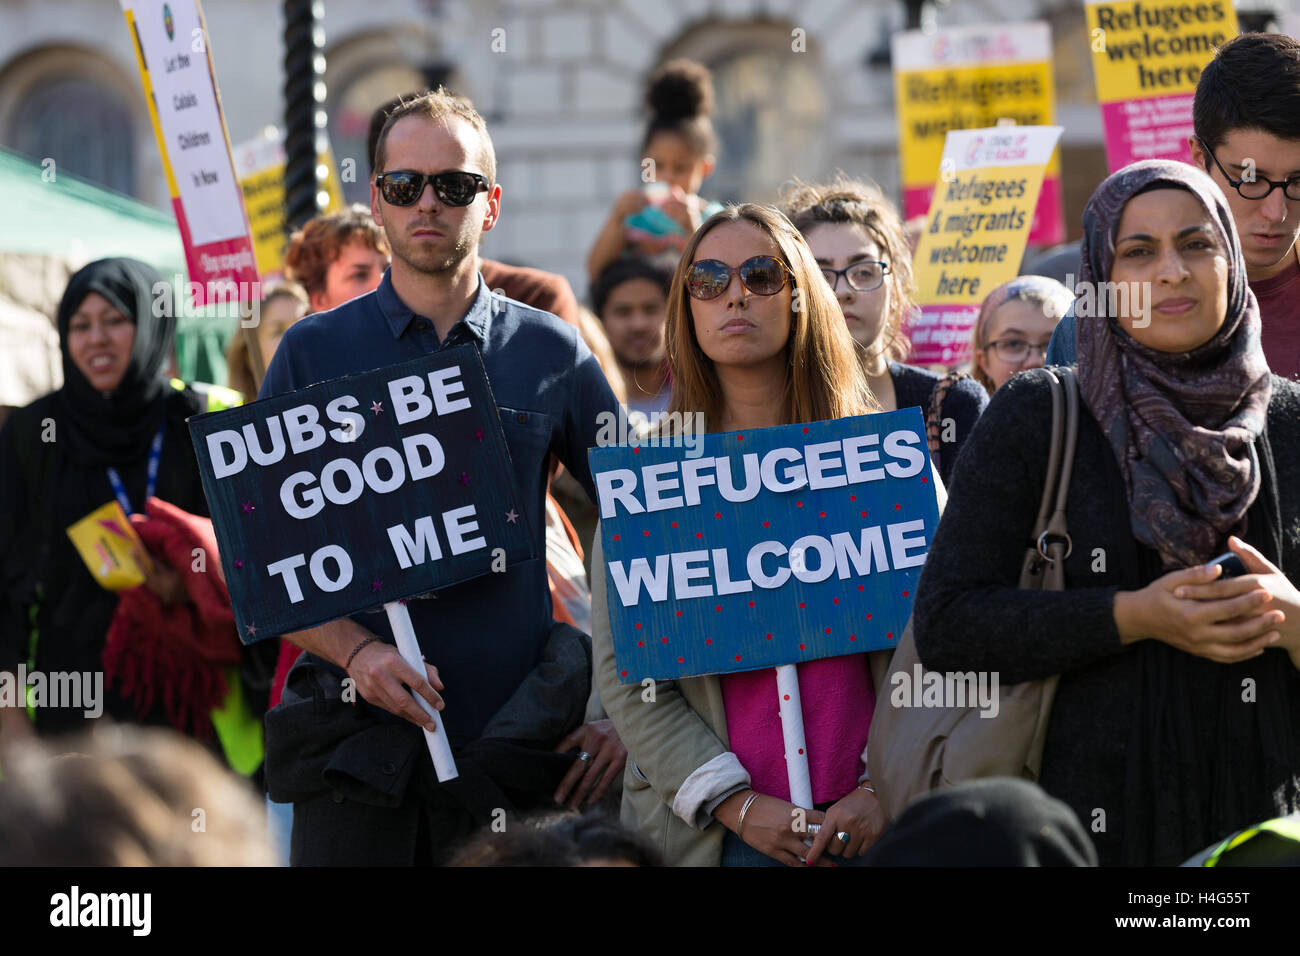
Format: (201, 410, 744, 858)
(592, 529, 895, 866)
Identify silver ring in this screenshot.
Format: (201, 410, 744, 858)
(836, 831, 851, 844)
(577, 751, 592, 763)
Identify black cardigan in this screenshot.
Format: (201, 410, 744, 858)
(889, 362, 988, 487)
(912, 367, 1300, 865)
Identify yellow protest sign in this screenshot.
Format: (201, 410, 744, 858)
(894, 22, 1062, 245)
(66, 501, 150, 592)
(910, 126, 1064, 366)
(1086, 0, 1239, 170)
(233, 127, 346, 279)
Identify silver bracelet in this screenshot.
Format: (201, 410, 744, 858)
(858, 783, 875, 794)
(736, 791, 760, 839)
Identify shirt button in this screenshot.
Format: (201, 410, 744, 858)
(515, 412, 527, 424)
(414, 319, 430, 332)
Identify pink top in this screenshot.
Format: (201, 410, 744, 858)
(720, 654, 875, 805)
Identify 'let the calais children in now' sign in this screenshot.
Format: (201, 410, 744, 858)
(592, 409, 940, 683)
(188, 346, 534, 644)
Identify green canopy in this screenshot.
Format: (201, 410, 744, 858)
(0, 146, 238, 386)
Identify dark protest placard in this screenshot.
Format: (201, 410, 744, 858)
(188, 346, 534, 643)
(590, 408, 941, 683)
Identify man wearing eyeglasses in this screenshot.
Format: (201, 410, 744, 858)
(1047, 33, 1300, 379)
(256, 90, 623, 865)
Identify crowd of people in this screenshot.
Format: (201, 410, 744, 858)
(2, 31, 1300, 869)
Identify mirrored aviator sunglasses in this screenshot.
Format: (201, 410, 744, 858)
(685, 255, 792, 300)
(376, 170, 489, 207)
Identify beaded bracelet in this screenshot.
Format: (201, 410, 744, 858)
(345, 635, 380, 671)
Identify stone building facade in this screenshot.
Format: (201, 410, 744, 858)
(0, 0, 1108, 297)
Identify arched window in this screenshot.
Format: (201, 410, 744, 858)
(662, 21, 829, 204)
(1, 54, 138, 197)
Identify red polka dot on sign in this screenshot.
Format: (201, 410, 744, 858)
(706, 638, 712, 645)
(736, 434, 743, 441)
(832, 598, 839, 605)
(635, 622, 641, 629)
(858, 585, 865, 591)
(796, 501, 803, 508)
(661, 637, 668, 644)
(887, 632, 894, 639)
(819, 511, 826, 518)
(824, 627, 831, 634)
(784, 694, 790, 701)
(613, 534, 620, 541)
(637, 640, 644, 647)
(671, 521, 678, 528)
(866, 613, 873, 620)
(696, 532, 703, 538)
(643, 530, 650, 536)
(850, 635, 857, 641)
(735, 655, 742, 661)
(798, 602, 805, 609)
(766, 633, 773, 640)
(798, 748, 804, 755)
(715, 605, 722, 612)
(861, 511, 867, 517)
(894, 504, 901, 510)
(715, 512, 721, 519)
(620, 670, 627, 677)
(676, 610, 683, 617)
(921, 476, 928, 483)
(803, 427, 810, 433)
(632, 447, 639, 454)
(799, 643, 806, 650)
(850, 494, 856, 501)
(749, 600, 755, 607)
(763, 521, 770, 528)
(677, 656, 684, 663)
(903, 590, 909, 597)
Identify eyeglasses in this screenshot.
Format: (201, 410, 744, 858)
(374, 170, 490, 207)
(1198, 138, 1300, 202)
(821, 260, 889, 293)
(684, 256, 792, 300)
(983, 337, 1050, 364)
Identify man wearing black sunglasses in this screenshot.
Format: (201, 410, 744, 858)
(257, 90, 622, 865)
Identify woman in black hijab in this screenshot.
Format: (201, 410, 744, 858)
(0, 258, 256, 746)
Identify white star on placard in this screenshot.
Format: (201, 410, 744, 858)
(505, 509, 518, 524)
(370, 400, 384, 415)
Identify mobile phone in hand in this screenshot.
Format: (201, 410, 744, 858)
(1205, 552, 1248, 578)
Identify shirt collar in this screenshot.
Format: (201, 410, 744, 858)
(376, 268, 495, 343)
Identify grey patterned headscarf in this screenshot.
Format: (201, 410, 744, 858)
(1076, 160, 1272, 569)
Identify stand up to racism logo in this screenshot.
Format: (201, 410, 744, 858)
(163, 3, 174, 41)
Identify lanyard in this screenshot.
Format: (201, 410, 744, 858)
(106, 423, 166, 518)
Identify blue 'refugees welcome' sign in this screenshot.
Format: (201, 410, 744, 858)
(591, 408, 940, 682)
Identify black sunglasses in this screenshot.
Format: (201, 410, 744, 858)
(684, 255, 793, 300)
(375, 170, 490, 207)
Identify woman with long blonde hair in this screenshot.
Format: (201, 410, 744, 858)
(592, 204, 893, 866)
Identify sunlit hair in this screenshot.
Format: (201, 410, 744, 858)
(284, 205, 390, 299)
(373, 86, 497, 186)
(780, 175, 915, 375)
(664, 203, 877, 432)
(225, 281, 309, 399)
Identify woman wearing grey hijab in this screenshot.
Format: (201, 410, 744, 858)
(912, 161, 1300, 865)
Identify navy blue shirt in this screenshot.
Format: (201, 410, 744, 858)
(260, 270, 618, 746)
